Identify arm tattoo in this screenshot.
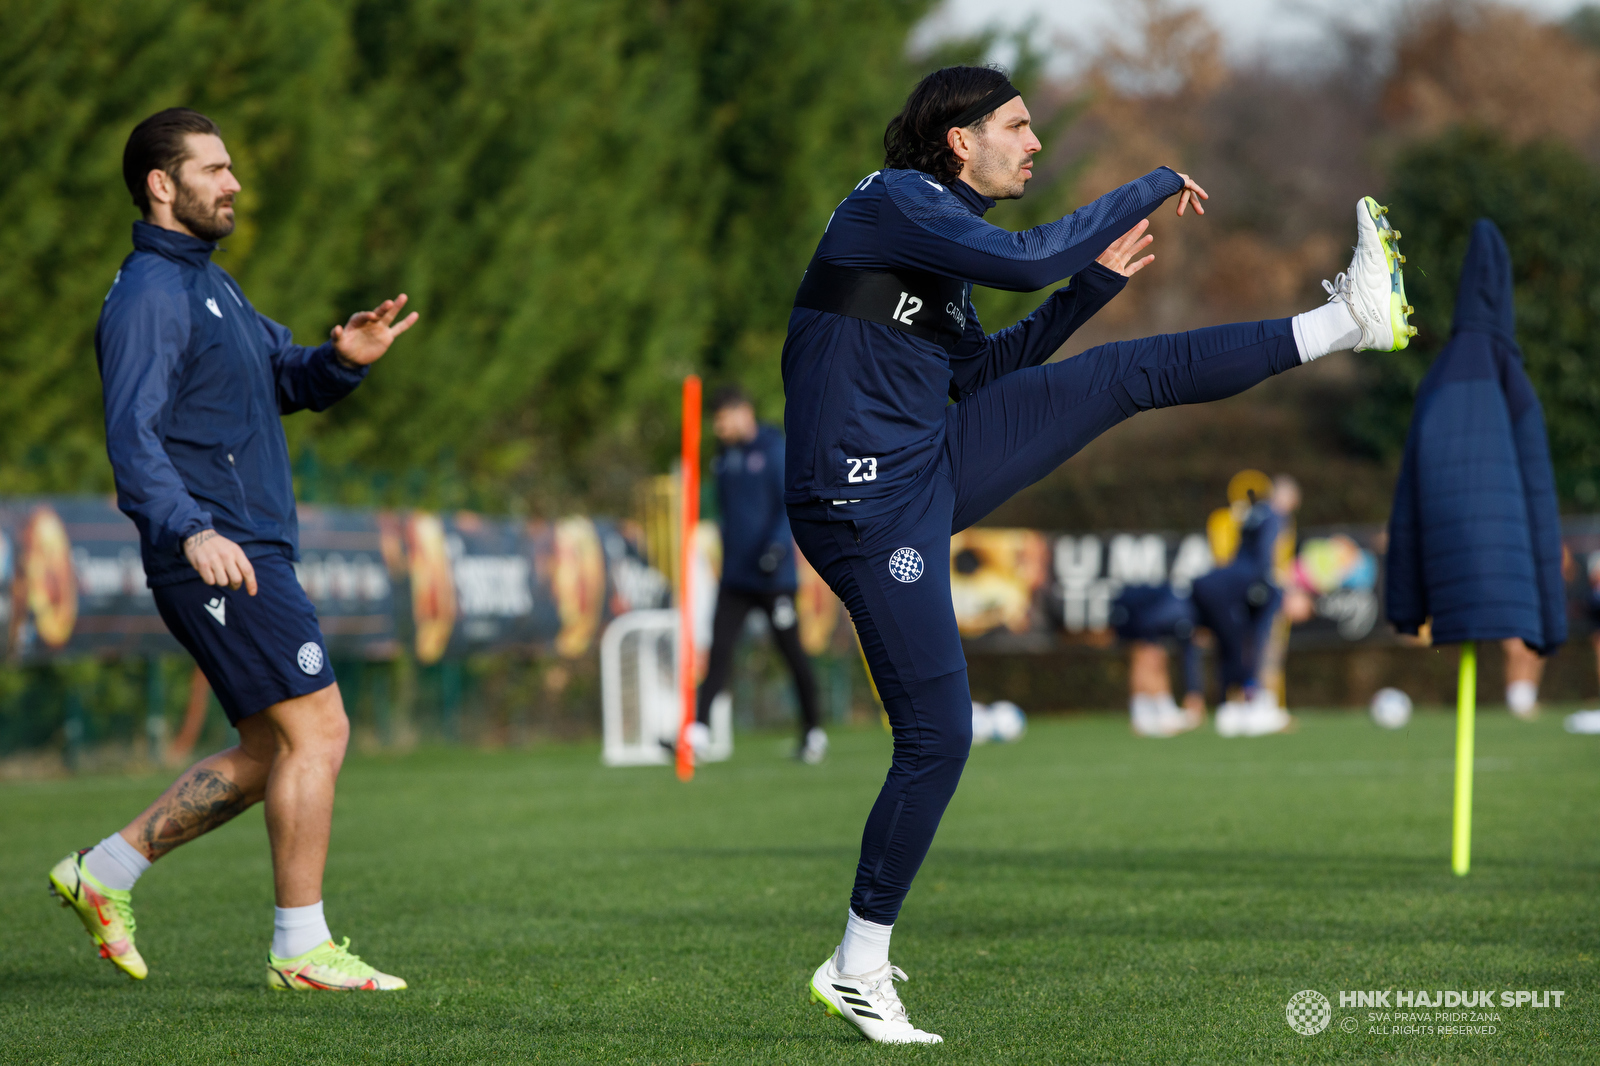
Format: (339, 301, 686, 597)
(140, 768, 252, 859)
(184, 529, 217, 553)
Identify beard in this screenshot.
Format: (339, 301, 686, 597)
(968, 145, 1031, 201)
(172, 177, 235, 241)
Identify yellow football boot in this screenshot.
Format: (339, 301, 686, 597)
(48, 849, 148, 980)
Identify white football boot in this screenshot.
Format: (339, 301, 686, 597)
(1321, 196, 1415, 352)
(1242, 689, 1292, 736)
(1132, 695, 1198, 738)
(1214, 700, 1249, 738)
(798, 727, 829, 764)
(809, 955, 943, 1044)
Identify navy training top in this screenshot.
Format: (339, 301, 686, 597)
(781, 165, 1185, 516)
(96, 221, 368, 587)
(714, 423, 796, 593)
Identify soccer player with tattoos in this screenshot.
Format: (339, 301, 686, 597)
(48, 108, 416, 991)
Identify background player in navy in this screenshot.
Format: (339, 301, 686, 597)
(791, 66, 1413, 1042)
(48, 109, 416, 990)
(1192, 487, 1294, 737)
(689, 386, 825, 764)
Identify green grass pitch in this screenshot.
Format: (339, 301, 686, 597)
(2, 710, 1596, 1064)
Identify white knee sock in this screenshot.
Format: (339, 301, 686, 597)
(1291, 301, 1360, 363)
(273, 900, 331, 960)
(84, 833, 151, 892)
(836, 909, 893, 976)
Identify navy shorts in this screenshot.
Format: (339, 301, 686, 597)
(152, 552, 335, 725)
(1111, 584, 1197, 643)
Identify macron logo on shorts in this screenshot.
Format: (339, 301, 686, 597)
(204, 597, 226, 626)
(297, 642, 324, 676)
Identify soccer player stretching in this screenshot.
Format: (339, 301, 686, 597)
(48, 108, 416, 991)
(788, 66, 1412, 1042)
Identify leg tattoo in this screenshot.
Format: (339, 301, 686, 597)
(139, 768, 253, 859)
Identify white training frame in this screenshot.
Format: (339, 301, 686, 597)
(599, 608, 731, 766)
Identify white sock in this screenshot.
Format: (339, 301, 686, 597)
(835, 909, 893, 976)
(83, 833, 150, 892)
(272, 900, 331, 960)
(1129, 694, 1154, 721)
(1291, 301, 1360, 363)
(1507, 680, 1538, 716)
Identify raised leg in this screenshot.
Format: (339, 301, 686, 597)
(948, 319, 1300, 532)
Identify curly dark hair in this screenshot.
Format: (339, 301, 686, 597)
(883, 65, 1014, 183)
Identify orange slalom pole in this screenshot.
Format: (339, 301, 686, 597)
(676, 375, 702, 781)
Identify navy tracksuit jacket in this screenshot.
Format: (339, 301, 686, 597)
(96, 222, 367, 587)
(783, 166, 1307, 925)
(1386, 219, 1566, 653)
(713, 424, 796, 594)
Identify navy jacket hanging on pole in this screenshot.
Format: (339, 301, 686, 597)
(1385, 219, 1566, 653)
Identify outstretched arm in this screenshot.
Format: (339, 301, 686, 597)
(949, 220, 1156, 398)
(271, 294, 418, 414)
(877, 167, 1197, 292)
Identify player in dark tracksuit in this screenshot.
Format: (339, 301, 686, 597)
(692, 386, 824, 762)
(1191, 500, 1283, 700)
(794, 66, 1408, 1042)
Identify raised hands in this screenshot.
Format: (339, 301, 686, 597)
(331, 294, 419, 368)
(1097, 219, 1156, 278)
(1174, 172, 1208, 216)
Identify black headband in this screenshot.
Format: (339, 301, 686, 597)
(945, 83, 1021, 132)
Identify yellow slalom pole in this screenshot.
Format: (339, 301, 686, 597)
(1452, 641, 1476, 876)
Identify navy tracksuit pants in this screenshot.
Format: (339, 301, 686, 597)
(790, 318, 1301, 925)
(1191, 566, 1282, 694)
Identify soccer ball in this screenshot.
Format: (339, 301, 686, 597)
(1370, 687, 1412, 729)
(988, 701, 1027, 743)
(970, 701, 994, 745)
